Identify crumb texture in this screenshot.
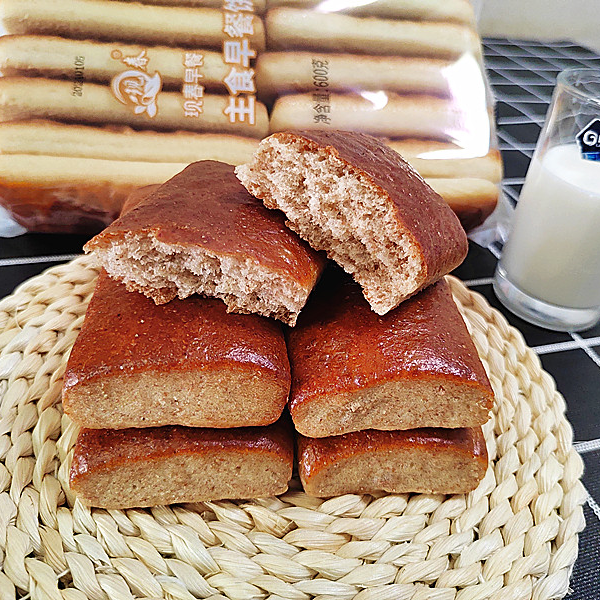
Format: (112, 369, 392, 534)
(292, 379, 492, 437)
(237, 137, 424, 314)
(96, 231, 307, 325)
(64, 369, 288, 429)
(73, 450, 291, 508)
(302, 447, 485, 496)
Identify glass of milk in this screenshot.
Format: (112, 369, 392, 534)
(494, 68, 600, 331)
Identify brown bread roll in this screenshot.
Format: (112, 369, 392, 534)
(63, 271, 291, 429)
(84, 161, 326, 325)
(298, 427, 488, 497)
(236, 130, 467, 315)
(71, 417, 294, 508)
(287, 274, 494, 437)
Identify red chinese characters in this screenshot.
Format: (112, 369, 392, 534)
(222, 0, 257, 125)
(182, 52, 205, 118)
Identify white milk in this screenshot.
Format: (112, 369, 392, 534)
(501, 143, 600, 308)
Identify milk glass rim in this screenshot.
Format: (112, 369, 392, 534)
(557, 67, 600, 108)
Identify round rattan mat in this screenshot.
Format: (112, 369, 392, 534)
(0, 255, 586, 600)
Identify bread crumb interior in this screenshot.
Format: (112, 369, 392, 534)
(96, 233, 306, 324)
(236, 137, 425, 313)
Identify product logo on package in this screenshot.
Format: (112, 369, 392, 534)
(576, 118, 600, 161)
(110, 50, 162, 118)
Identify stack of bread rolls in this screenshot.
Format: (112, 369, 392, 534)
(288, 275, 492, 496)
(62, 159, 327, 508)
(63, 130, 493, 509)
(238, 131, 493, 496)
(0, 0, 500, 233)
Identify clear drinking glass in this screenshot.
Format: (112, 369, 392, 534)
(494, 68, 600, 331)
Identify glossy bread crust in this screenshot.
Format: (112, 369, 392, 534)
(298, 426, 488, 497)
(288, 272, 494, 435)
(62, 270, 290, 428)
(120, 184, 160, 215)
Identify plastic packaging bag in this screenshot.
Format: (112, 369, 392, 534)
(0, 0, 501, 235)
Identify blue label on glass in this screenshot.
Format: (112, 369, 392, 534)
(576, 118, 600, 161)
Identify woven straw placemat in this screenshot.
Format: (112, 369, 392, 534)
(0, 255, 586, 600)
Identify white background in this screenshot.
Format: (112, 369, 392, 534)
(476, 0, 600, 53)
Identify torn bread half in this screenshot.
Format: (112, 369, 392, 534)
(84, 161, 325, 325)
(236, 130, 468, 314)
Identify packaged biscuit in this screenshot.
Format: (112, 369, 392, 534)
(0, 0, 501, 234)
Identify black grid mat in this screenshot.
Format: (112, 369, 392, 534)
(481, 38, 600, 599)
